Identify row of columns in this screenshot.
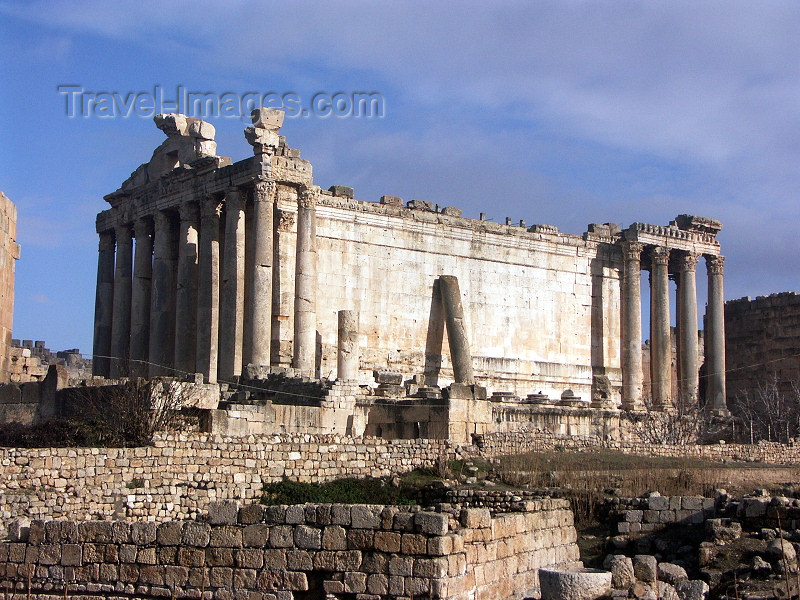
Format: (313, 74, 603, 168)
(92, 182, 320, 382)
(620, 241, 727, 413)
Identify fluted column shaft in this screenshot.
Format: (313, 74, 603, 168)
(678, 252, 700, 403)
(650, 247, 671, 409)
(149, 211, 177, 377)
(247, 180, 276, 367)
(196, 199, 221, 383)
(130, 217, 153, 377)
(293, 186, 318, 376)
(219, 189, 246, 381)
(175, 202, 200, 375)
(621, 241, 644, 409)
(705, 255, 728, 414)
(92, 231, 116, 377)
(110, 223, 133, 378)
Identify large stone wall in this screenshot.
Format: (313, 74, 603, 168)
(0, 433, 456, 526)
(0, 500, 579, 600)
(297, 194, 623, 401)
(0, 192, 18, 384)
(725, 292, 800, 399)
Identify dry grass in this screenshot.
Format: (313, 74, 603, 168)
(495, 449, 800, 525)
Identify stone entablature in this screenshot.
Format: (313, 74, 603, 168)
(91, 109, 727, 417)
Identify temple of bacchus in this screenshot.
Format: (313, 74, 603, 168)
(90, 109, 729, 440)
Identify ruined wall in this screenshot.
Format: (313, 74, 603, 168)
(0, 433, 456, 525)
(0, 192, 18, 383)
(0, 500, 579, 600)
(274, 191, 623, 402)
(725, 293, 800, 399)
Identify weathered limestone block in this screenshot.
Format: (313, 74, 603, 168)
(539, 568, 612, 600)
(603, 554, 635, 589)
(633, 555, 658, 583)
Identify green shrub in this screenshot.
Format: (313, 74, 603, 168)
(261, 476, 418, 506)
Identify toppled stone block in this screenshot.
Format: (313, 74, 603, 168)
(328, 185, 354, 198)
(379, 195, 403, 207)
(739, 497, 769, 518)
(373, 371, 403, 385)
(633, 555, 658, 583)
(705, 518, 741, 544)
(407, 199, 435, 211)
(539, 568, 612, 600)
(766, 538, 797, 562)
(603, 554, 635, 589)
(658, 562, 688, 586)
(674, 579, 709, 600)
(441, 206, 462, 217)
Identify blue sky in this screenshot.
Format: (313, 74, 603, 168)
(1, 1, 798, 354)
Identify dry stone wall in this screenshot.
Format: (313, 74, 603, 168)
(0, 499, 580, 600)
(0, 433, 456, 526)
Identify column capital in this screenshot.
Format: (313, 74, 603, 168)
(677, 251, 700, 272)
(651, 246, 670, 266)
(298, 185, 319, 210)
(98, 230, 115, 251)
(153, 210, 172, 231)
(620, 240, 644, 262)
(253, 179, 277, 201)
(134, 215, 154, 237)
(706, 254, 725, 275)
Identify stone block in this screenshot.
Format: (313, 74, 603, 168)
(236, 548, 264, 569)
(344, 571, 367, 593)
(209, 526, 243, 548)
(321, 525, 347, 550)
(625, 510, 643, 523)
(415, 511, 449, 535)
(131, 522, 157, 545)
(649, 496, 670, 511)
(285, 505, 306, 524)
(351, 506, 381, 529)
(379, 195, 403, 207)
(681, 497, 704, 511)
(156, 521, 184, 545)
(375, 531, 401, 553)
(205, 547, 234, 566)
(441, 206, 462, 217)
(269, 526, 294, 548)
(347, 528, 375, 549)
(603, 555, 635, 590)
(287, 549, 313, 571)
(336, 550, 363, 571)
(329, 185, 354, 199)
(332, 504, 352, 526)
(239, 504, 266, 524)
(209, 566, 233, 588)
(208, 501, 240, 525)
(295, 525, 322, 549)
(658, 562, 688, 586)
(182, 522, 211, 547)
(38, 544, 61, 565)
(367, 573, 389, 595)
(460, 508, 491, 528)
(177, 547, 205, 567)
(634, 555, 658, 583)
(243, 524, 270, 547)
(61, 544, 82, 567)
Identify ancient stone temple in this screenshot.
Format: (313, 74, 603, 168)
(91, 110, 728, 418)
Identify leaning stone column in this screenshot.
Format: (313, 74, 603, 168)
(247, 180, 276, 368)
(293, 186, 318, 376)
(677, 252, 700, 403)
(705, 255, 729, 415)
(650, 246, 671, 410)
(149, 211, 177, 377)
(129, 217, 153, 377)
(337, 310, 360, 380)
(196, 198, 221, 383)
(92, 231, 115, 377)
(439, 275, 475, 385)
(109, 223, 133, 377)
(219, 189, 246, 381)
(621, 241, 644, 410)
(175, 202, 200, 375)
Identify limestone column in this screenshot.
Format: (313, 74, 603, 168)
(219, 189, 246, 381)
(109, 223, 133, 378)
(196, 198, 221, 383)
(337, 310, 360, 380)
(149, 211, 177, 377)
(678, 252, 700, 403)
(705, 255, 729, 414)
(439, 275, 475, 385)
(247, 180, 276, 367)
(175, 202, 200, 375)
(621, 241, 644, 410)
(649, 246, 671, 410)
(129, 217, 153, 377)
(293, 186, 318, 376)
(92, 231, 115, 377)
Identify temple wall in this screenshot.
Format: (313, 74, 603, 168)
(274, 193, 623, 402)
